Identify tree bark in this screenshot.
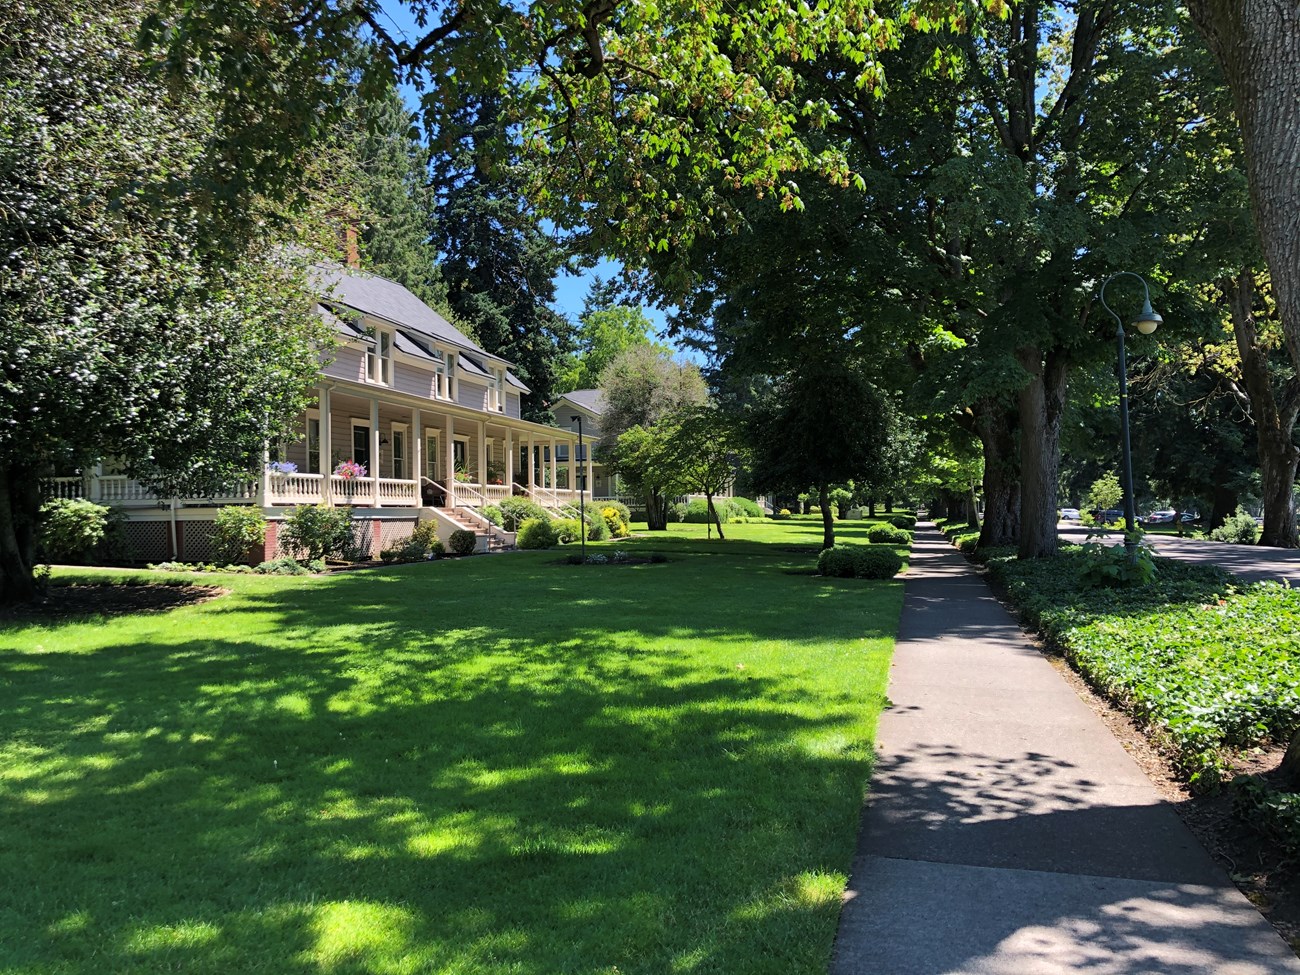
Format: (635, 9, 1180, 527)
(884, 495, 893, 513)
(645, 491, 668, 530)
(1225, 273, 1300, 548)
(1190, 1, 1300, 379)
(706, 492, 726, 540)
(1208, 486, 1238, 531)
(0, 471, 40, 605)
(973, 401, 1021, 547)
(818, 483, 835, 549)
(1017, 347, 1069, 559)
(867, 498, 877, 518)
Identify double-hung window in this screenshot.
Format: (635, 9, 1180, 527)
(489, 367, 506, 412)
(366, 328, 392, 385)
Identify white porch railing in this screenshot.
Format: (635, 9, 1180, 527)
(481, 484, 512, 504)
(454, 482, 486, 507)
(331, 475, 372, 505)
(97, 476, 156, 503)
(43, 477, 86, 499)
(267, 473, 325, 505)
(377, 477, 419, 506)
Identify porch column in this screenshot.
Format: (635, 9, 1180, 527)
(549, 437, 557, 489)
(370, 397, 381, 507)
(586, 449, 595, 498)
(412, 406, 423, 500)
(505, 428, 514, 490)
(319, 386, 333, 503)
(445, 414, 456, 507)
(568, 439, 576, 494)
(527, 434, 535, 491)
(477, 419, 487, 488)
(258, 442, 271, 506)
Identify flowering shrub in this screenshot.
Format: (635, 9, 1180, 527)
(266, 461, 298, 474)
(333, 460, 367, 479)
(601, 506, 630, 538)
(211, 506, 267, 564)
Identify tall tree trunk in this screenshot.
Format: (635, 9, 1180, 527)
(884, 495, 893, 512)
(1208, 486, 1238, 531)
(1190, 1, 1300, 380)
(645, 492, 668, 530)
(1225, 273, 1300, 548)
(706, 492, 726, 540)
(973, 401, 1021, 547)
(867, 498, 877, 518)
(818, 483, 835, 549)
(1017, 348, 1068, 559)
(0, 472, 40, 605)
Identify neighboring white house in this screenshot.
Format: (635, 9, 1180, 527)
(42, 261, 605, 561)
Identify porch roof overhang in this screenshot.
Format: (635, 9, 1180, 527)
(319, 378, 576, 441)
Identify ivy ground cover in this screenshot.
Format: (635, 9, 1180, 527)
(984, 547, 1300, 785)
(0, 518, 903, 974)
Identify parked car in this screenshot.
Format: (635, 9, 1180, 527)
(1094, 508, 1124, 524)
(1059, 507, 1081, 522)
(1144, 510, 1176, 525)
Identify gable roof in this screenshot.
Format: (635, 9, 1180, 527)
(312, 260, 530, 393)
(557, 389, 606, 415)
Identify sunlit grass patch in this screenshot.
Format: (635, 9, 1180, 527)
(1, 517, 902, 974)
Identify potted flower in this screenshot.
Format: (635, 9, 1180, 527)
(266, 460, 298, 475)
(333, 460, 367, 480)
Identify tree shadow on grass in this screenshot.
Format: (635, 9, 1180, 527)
(0, 552, 900, 974)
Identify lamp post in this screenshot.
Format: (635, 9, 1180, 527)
(1098, 272, 1162, 564)
(571, 415, 586, 563)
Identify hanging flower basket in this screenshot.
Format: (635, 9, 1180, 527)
(334, 460, 367, 479)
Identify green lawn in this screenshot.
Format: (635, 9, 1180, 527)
(0, 517, 905, 974)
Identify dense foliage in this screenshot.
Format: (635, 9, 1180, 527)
(1, 0, 328, 602)
(986, 549, 1300, 786)
(211, 507, 269, 565)
(280, 505, 357, 562)
(817, 544, 905, 580)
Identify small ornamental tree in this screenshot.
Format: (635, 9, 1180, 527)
(662, 407, 747, 540)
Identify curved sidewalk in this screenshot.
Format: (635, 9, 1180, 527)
(832, 526, 1300, 975)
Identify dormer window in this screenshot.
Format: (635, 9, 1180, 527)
(489, 367, 506, 412)
(366, 327, 392, 385)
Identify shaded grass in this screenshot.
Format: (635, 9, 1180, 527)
(0, 519, 903, 974)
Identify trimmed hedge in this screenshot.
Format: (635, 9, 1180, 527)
(888, 514, 916, 530)
(866, 524, 912, 545)
(448, 528, 478, 556)
(731, 497, 764, 518)
(817, 544, 904, 580)
(498, 497, 552, 532)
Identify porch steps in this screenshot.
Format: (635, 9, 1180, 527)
(434, 507, 515, 553)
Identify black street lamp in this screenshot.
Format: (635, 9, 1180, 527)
(1098, 272, 1162, 564)
(571, 415, 586, 563)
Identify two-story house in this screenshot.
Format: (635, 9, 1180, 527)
(43, 260, 601, 561)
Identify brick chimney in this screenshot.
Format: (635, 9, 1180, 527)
(327, 209, 362, 268)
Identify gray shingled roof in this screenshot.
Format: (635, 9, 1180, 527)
(557, 389, 606, 415)
(313, 261, 531, 393)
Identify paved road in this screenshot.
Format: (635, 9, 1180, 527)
(1058, 523, 1300, 585)
(831, 526, 1300, 975)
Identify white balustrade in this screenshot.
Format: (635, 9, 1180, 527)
(377, 478, 419, 506)
(331, 475, 371, 505)
(481, 484, 512, 504)
(97, 476, 155, 503)
(42, 477, 85, 500)
(267, 473, 324, 505)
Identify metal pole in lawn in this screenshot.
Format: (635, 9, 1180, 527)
(1098, 271, 1162, 565)
(572, 415, 586, 563)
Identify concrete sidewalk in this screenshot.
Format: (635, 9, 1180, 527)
(832, 526, 1300, 975)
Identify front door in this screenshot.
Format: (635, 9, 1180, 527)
(352, 424, 370, 471)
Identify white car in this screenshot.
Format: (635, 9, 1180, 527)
(1059, 508, 1081, 521)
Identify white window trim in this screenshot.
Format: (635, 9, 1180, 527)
(349, 418, 372, 469)
(305, 408, 322, 475)
(391, 422, 409, 480)
(365, 327, 394, 386)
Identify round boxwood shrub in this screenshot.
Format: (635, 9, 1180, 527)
(448, 528, 478, 556)
(516, 517, 558, 549)
(854, 546, 904, 578)
(730, 497, 764, 518)
(817, 544, 904, 579)
(684, 498, 731, 523)
(817, 546, 861, 578)
(889, 514, 917, 530)
(867, 523, 913, 545)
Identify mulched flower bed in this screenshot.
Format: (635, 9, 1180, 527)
(2, 583, 225, 622)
